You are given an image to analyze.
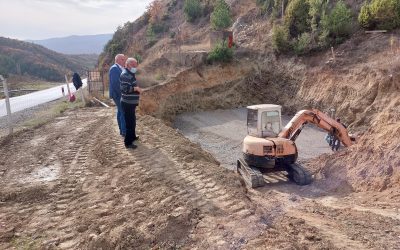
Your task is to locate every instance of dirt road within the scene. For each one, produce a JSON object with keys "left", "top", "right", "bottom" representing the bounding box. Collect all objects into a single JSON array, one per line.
[
  {"left": 0, "top": 107, "right": 399, "bottom": 249},
  {"left": 174, "top": 108, "right": 332, "bottom": 170}
]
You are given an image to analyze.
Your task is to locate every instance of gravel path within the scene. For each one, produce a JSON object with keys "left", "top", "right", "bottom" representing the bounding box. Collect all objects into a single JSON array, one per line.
[{"left": 174, "top": 108, "right": 333, "bottom": 170}]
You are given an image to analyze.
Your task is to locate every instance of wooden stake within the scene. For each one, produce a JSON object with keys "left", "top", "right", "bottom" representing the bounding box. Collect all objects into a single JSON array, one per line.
[
  {"left": 65, "top": 75, "right": 71, "bottom": 98},
  {"left": 80, "top": 88, "right": 86, "bottom": 106}
]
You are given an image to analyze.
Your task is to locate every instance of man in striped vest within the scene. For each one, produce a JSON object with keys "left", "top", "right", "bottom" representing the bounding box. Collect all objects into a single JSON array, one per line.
[{"left": 120, "top": 57, "right": 143, "bottom": 149}]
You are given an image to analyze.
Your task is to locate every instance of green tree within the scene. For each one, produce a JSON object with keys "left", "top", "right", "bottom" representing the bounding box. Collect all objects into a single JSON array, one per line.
[
  {"left": 207, "top": 41, "right": 233, "bottom": 63},
  {"left": 308, "top": 0, "right": 327, "bottom": 40},
  {"left": 358, "top": 0, "right": 400, "bottom": 30},
  {"left": 184, "top": 0, "right": 203, "bottom": 22},
  {"left": 323, "top": 1, "right": 352, "bottom": 38},
  {"left": 272, "top": 24, "right": 291, "bottom": 53},
  {"left": 211, "top": 0, "right": 232, "bottom": 30},
  {"left": 293, "top": 32, "right": 311, "bottom": 55},
  {"left": 284, "top": 0, "right": 311, "bottom": 37},
  {"left": 358, "top": 3, "right": 372, "bottom": 29},
  {"left": 257, "top": 0, "right": 275, "bottom": 15}
]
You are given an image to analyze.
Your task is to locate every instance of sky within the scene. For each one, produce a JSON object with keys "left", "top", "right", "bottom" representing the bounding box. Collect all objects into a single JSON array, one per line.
[{"left": 0, "top": 0, "right": 153, "bottom": 40}]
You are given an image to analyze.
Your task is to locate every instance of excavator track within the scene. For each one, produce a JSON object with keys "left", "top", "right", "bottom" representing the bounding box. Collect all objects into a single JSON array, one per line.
[
  {"left": 286, "top": 163, "right": 312, "bottom": 186},
  {"left": 237, "top": 158, "right": 265, "bottom": 188}
]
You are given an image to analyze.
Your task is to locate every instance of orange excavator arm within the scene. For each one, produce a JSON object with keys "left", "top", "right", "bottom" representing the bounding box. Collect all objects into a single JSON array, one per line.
[{"left": 278, "top": 109, "right": 354, "bottom": 147}]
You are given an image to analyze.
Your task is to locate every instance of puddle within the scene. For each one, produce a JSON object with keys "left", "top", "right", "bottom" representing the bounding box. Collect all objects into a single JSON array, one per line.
[{"left": 21, "top": 162, "right": 60, "bottom": 183}]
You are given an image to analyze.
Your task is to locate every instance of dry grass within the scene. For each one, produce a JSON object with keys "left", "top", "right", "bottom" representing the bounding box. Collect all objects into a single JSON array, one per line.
[{"left": 22, "top": 100, "right": 84, "bottom": 129}]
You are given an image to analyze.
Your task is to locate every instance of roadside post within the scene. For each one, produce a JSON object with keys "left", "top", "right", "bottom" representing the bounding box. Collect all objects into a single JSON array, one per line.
[
  {"left": 80, "top": 88, "right": 86, "bottom": 106},
  {"left": 65, "top": 75, "right": 75, "bottom": 102},
  {"left": 0, "top": 75, "right": 13, "bottom": 134},
  {"left": 65, "top": 75, "right": 71, "bottom": 99}
]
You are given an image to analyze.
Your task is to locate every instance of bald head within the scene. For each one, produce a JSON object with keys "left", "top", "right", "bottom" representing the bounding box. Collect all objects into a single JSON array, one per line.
[
  {"left": 125, "top": 58, "right": 138, "bottom": 68},
  {"left": 115, "top": 54, "right": 127, "bottom": 67}
]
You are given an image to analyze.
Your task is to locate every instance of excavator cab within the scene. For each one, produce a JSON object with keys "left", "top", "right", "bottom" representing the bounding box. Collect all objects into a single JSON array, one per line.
[{"left": 247, "top": 104, "right": 283, "bottom": 138}]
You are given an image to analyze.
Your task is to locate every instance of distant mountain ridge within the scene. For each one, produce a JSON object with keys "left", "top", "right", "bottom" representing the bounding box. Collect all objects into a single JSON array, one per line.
[
  {"left": 28, "top": 34, "right": 113, "bottom": 55},
  {"left": 0, "top": 36, "right": 95, "bottom": 82}
]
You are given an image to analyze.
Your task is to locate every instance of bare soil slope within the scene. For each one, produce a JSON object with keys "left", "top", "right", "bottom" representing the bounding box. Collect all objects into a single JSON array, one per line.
[{"left": 140, "top": 30, "right": 400, "bottom": 193}]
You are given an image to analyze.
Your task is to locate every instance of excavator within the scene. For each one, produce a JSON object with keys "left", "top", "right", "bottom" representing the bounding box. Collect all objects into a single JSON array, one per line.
[{"left": 237, "top": 104, "right": 356, "bottom": 188}]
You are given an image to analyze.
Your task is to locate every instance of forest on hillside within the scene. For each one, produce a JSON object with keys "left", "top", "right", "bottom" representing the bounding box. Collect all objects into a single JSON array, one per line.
[{"left": 0, "top": 37, "right": 97, "bottom": 82}]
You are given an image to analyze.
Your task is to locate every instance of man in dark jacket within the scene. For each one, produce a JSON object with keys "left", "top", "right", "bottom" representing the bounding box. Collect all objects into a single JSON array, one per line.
[
  {"left": 109, "top": 54, "right": 127, "bottom": 136},
  {"left": 120, "top": 58, "right": 142, "bottom": 149}
]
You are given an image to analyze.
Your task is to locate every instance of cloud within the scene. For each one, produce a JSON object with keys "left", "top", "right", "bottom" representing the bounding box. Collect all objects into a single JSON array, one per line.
[{"left": 0, "top": 0, "right": 153, "bottom": 40}]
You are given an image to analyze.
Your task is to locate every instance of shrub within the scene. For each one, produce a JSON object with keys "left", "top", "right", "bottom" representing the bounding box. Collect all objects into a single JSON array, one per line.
[
  {"left": 308, "top": 0, "right": 326, "bottom": 36},
  {"left": 211, "top": 0, "right": 232, "bottom": 30},
  {"left": 184, "top": 0, "right": 203, "bottom": 22},
  {"left": 147, "top": 0, "right": 164, "bottom": 24},
  {"left": 358, "top": 0, "right": 400, "bottom": 30},
  {"left": 147, "top": 24, "right": 156, "bottom": 40},
  {"left": 155, "top": 73, "right": 166, "bottom": 81},
  {"left": 207, "top": 41, "right": 233, "bottom": 63},
  {"left": 358, "top": 3, "right": 372, "bottom": 28},
  {"left": 272, "top": 24, "right": 291, "bottom": 53},
  {"left": 318, "top": 28, "right": 331, "bottom": 48},
  {"left": 152, "top": 23, "right": 168, "bottom": 33},
  {"left": 322, "top": 1, "right": 352, "bottom": 38},
  {"left": 257, "top": 0, "right": 275, "bottom": 14},
  {"left": 134, "top": 54, "right": 143, "bottom": 64},
  {"left": 293, "top": 32, "right": 311, "bottom": 55},
  {"left": 284, "top": 0, "right": 310, "bottom": 37}
]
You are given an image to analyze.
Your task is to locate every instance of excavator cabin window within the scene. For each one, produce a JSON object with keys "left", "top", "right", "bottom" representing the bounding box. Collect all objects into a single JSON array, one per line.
[
  {"left": 247, "top": 109, "right": 258, "bottom": 136},
  {"left": 261, "top": 111, "right": 281, "bottom": 138}
]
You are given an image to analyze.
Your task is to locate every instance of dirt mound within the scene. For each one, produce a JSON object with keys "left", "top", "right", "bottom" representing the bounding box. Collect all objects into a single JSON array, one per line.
[
  {"left": 312, "top": 119, "right": 400, "bottom": 192},
  {"left": 299, "top": 33, "right": 400, "bottom": 192}
]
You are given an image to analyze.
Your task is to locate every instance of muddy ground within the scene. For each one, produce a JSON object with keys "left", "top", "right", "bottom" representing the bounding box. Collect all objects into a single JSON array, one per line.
[{"left": 0, "top": 107, "right": 399, "bottom": 249}]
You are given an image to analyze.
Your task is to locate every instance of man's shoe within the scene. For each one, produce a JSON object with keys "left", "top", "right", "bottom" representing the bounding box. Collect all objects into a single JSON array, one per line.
[{"left": 125, "top": 144, "right": 137, "bottom": 149}]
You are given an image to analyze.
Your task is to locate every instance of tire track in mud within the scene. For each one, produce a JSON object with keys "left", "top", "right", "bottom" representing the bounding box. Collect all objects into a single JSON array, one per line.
[
  {"left": 2, "top": 108, "right": 398, "bottom": 249},
  {"left": 45, "top": 113, "right": 109, "bottom": 249},
  {"left": 82, "top": 115, "right": 265, "bottom": 248},
  {"left": 289, "top": 202, "right": 400, "bottom": 249},
  {"left": 0, "top": 109, "right": 110, "bottom": 249},
  {"left": 248, "top": 187, "right": 400, "bottom": 249}
]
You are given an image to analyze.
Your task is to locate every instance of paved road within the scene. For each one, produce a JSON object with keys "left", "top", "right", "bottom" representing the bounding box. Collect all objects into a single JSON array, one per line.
[
  {"left": 0, "top": 79, "right": 87, "bottom": 117},
  {"left": 174, "top": 108, "right": 332, "bottom": 170}
]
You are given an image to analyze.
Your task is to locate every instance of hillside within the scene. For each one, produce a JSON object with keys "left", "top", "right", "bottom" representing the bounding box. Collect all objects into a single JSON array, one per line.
[
  {"left": 28, "top": 34, "right": 113, "bottom": 55},
  {"left": 99, "top": 0, "right": 399, "bottom": 192},
  {"left": 1, "top": 1, "right": 400, "bottom": 248},
  {"left": 0, "top": 37, "right": 93, "bottom": 82}
]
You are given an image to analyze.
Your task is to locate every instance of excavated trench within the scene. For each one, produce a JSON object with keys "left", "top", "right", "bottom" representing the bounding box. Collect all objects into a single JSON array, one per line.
[
  {"left": 150, "top": 63, "right": 334, "bottom": 172},
  {"left": 174, "top": 108, "right": 332, "bottom": 171}
]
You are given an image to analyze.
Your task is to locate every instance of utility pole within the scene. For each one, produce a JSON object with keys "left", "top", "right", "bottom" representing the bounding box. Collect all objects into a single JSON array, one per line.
[{"left": 0, "top": 75, "right": 13, "bottom": 134}]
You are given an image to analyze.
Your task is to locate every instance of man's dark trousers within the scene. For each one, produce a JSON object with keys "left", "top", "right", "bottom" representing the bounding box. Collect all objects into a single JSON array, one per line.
[
  {"left": 113, "top": 97, "right": 126, "bottom": 136},
  {"left": 121, "top": 102, "right": 137, "bottom": 147}
]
